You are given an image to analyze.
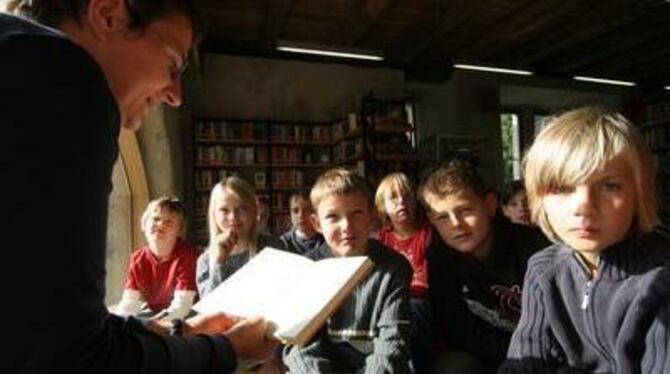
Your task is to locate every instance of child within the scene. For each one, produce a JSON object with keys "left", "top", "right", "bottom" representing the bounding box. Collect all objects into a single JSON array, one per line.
[
  {"left": 501, "top": 180, "right": 531, "bottom": 226},
  {"left": 280, "top": 190, "right": 325, "bottom": 255},
  {"left": 196, "top": 176, "right": 284, "bottom": 297},
  {"left": 419, "top": 160, "right": 549, "bottom": 373},
  {"left": 375, "top": 172, "right": 434, "bottom": 373},
  {"left": 283, "top": 168, "right": 413, "bottom": 373},
  {"left": 255, "top": 195, "right": 272, "bottom": 236},
  {"left": 500, "top": 107, "right": 670, "bottom": 373},
  {"left": 114, "top": 197, "right": 199, "bottom": 320}
]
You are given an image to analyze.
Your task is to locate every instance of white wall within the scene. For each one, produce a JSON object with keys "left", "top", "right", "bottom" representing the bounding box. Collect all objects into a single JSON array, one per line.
[
  {"left": 193, "top": 55, "right": 405, "bottom": 120},
  {"left": 409, "top": 72, "right": 502, "bottom": 186}
]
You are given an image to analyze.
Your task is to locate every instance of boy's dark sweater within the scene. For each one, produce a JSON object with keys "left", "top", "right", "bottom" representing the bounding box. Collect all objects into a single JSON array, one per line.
[
  {"left": 427, "top": 214, "right": 550, "bottom": 366},
  {"left": 501, "top": 231, "right": 670, "bottom": 374},
  {"left": 284, "top": 240, "right": 413, "bottom": 373},
  {"left": 280, "top": 228, "right": 325, "bottom": 255}
]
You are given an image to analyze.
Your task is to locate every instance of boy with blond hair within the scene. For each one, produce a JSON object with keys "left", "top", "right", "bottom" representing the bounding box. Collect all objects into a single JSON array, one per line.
[
  {"left": 114, "top": 197, "right": 198, "bottom": 320},
  {"left": 419, "top": 160, "right": 549, "bottom": 372},
  {"left": 283, "top": 168, "right": 413, "bottom": 373},
  {"left": 501, "top": 107, "right": 670, "bottom": 373}
]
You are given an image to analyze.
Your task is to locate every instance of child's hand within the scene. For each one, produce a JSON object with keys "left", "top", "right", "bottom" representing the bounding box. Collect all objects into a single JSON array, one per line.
[{"left": 213, "top": 229, "right": 238, "bottom": 264}]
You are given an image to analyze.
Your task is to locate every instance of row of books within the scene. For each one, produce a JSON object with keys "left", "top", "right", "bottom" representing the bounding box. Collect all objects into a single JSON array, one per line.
[
  {"left": 197, "top": 121, "right": 264, "bottom": 141},
  {"left": 332, "top": 139, "right": 364, "bottom": 163},
  {"left": 196, "top": 146, "right": 258, "bottom": 165},
  {"left": 196, "top": 145, "right": 333, "bottom": 166},
  {"left": 195, "top": 169, "right": 310, "bottom": 192},
  {"left": 195, "top": 120, "right": 334, "bottom": 142}
]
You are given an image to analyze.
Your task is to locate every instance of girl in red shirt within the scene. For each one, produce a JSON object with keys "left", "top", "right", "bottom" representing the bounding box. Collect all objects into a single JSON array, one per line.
[{"left": 375, "top": 172, "right": 434, "bottom": 373}]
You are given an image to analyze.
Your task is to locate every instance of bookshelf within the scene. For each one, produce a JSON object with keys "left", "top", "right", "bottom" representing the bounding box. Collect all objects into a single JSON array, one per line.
[
  {"left": 193, "top": 118, "right": 333, "bottom": 244},
  {"left": 639, "top": 100, "right": 670, "bottom": 223},
  {"left": 359, "top": 94, "right": 419, "bottom": 186}
]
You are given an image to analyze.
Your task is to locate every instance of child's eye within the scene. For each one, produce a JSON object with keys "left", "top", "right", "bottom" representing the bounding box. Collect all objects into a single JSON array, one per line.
[
  {"left": 600, "top": 180, "right": 622, "bottom": 192},
  {"left": 550, "top": 185, "right": 574, "bottom": 194}
]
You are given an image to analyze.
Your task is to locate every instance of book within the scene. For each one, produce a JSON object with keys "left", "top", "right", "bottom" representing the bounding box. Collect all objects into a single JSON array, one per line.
[{"left": 192, "top": 247, "right": 374, "bottom": 346}]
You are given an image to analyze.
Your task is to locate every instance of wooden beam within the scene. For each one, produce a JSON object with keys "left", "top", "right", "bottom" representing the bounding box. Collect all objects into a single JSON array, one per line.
[
  {"left": 260, "top": 0, "right": 293, "bottom": 53},
  {"left": 392, "top": 0, "right": 476, "bottom": 66},
  {"left": 467, "top": 0, "right": 567, "bottom": 61},
  {"left": 562, "top": 28, "right": 670, "bottom": 75},
  {"left": 347, "top": 0, "right": 396, "bottom": 43},
  {"left": 518, "top": 1, "right": 649, "bottom": 66},
  {"left": 616, "top": 50, "right": 670, "bottom": 83}
]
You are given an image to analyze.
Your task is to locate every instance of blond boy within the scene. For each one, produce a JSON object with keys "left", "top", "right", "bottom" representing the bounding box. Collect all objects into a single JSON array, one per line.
[
  {"left": 501, "top": 107, "right": 670, "bottom": 373},
  {"left": 283, "top": 168, "right": 413, "bottom": 373},
  {"left": 114, "top": 197, "right": 199, "bottom": 320}
]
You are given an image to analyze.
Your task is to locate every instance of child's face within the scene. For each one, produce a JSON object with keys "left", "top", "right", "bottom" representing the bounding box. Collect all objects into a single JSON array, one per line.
[
  {"left": 503, "top": 190, "right": 531, "bottom": 225},
  {"left": 290, "top": 197, "right": 316, "bottom": 234},
  {"left": 383, "top": 184, "right": 416, "bottom": 226},
  {"left": 314, "top": 192, "right": 374, "bottom": 257},
  {"left": 426, "top": 188, "right": 497, "bottom": 260},
  {"left": 214, "top": 190, "right": 255, "bottom": 238},
  {"left": 542, "top": 154, "right": 636, "bottom": 256},
  {"left": 143, "top": 208, "right": 182, "bottom": 246}
]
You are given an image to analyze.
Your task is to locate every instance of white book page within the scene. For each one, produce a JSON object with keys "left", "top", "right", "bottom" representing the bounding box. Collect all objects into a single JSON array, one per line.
[
  {"left": 272, "top": 256, "right": 369, "bottom": 337},
  {"left": 192, "top": 247, "right": 314, "bottom": 318}
]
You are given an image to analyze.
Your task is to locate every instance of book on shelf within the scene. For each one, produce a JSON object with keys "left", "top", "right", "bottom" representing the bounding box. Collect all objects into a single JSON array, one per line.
[
  {"left": 254, "top": 172, "right": 267, "bottom": 189},
  {"left": 192, "top": 247, "right": 374, "bottom": 346}
]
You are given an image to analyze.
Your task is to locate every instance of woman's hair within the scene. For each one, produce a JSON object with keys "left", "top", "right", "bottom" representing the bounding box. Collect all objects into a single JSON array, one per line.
[
  {"left": 375, "top": 172, "right": 418, "bottom": 227},
  {"left": 141, "top": 196, "right": 186, "bottom": 238},
  {"left": 7, "top": 0, "right": 201, "bottom": 41},
  {"left": 207, "top": 176, "right": 258, "bottom": 253},
  {"left": 310, "top": 168, "right": 373, "bottom": 211},
  {"left": 524, "top": 106, "right": 659, "bottom": 243}
]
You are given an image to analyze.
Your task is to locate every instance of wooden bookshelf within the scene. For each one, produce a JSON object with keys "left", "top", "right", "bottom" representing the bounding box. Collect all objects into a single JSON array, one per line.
[
  {"left": 639, "top": 100, "right": 670, "bottom": 223},
  {"left": 192, "top": 118, "right": 333, "bottom": 244}
]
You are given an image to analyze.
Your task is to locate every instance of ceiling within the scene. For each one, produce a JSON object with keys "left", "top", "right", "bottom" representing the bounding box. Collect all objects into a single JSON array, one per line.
[{"left": 195, "top": 0, "right": 670, "bottom": 87}]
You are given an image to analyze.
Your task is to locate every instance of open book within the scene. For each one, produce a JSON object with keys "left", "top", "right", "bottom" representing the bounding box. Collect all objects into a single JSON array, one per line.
[{"left": 192, "top": 247, "right": 374, "bottom": 346}]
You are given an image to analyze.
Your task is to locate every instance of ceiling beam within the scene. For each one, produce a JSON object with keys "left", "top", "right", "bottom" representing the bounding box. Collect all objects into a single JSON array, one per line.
[
  {"left": 615, "top": 49, "right": 670, "bottom": 83},
  {"left": 392, "top": 0, "right": 477, "bottom": 66},
  {"left": 552, "top": 13, "right": 670, "bottom": 73},
  {"left": 348, "top": 0, "right": 396, "bottom": 44},
  {"left": 466, "top": 0, "right": 567, "bottom": 61},
  {"left": 568, "top": 35, "right": 670, "bottom": 78},
  {"left": 594, "top": 37, "right": 670, "bottom": 76},
  {"left": 260, "top": 0, "right": 293, "bottom": 53},
  {"left": 518, "top": 1, "right": 650, "bottom": 67}
]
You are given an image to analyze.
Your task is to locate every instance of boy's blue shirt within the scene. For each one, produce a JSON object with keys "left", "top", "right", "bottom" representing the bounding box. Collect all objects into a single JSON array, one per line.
[{"left": 501, "top": 230, "right": 670, "bottom": 373}]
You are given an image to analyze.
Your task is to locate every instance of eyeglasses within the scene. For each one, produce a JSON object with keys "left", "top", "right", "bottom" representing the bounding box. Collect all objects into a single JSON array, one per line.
[{"left": 151, "top": 27, "right": 189, "bottom": 82}]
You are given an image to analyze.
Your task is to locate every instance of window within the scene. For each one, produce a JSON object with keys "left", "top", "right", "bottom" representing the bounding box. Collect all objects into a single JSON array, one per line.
[{"left": 500, "top": 113, "right": 521, "bottom": 183}]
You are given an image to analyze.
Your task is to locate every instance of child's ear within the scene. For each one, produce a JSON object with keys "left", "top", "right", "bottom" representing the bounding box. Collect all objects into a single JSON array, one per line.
[
  {"left": 85, "top": 0, "right": 128, "bottom": 40},
  {"left": 484, "top": 192, "right": 498, "bottom": 218},
  {"left": 310, "top": 213, "right": 322, "bottom": 234}
]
